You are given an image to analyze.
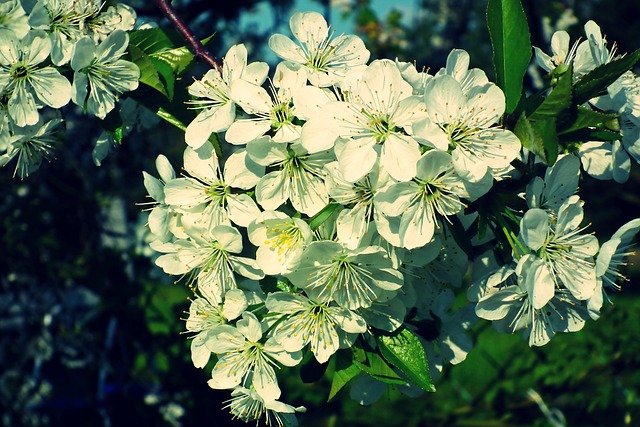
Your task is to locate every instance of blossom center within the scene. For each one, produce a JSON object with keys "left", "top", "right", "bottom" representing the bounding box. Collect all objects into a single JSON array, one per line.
[
  {"left": 365, "top": 112, "right": 395, "bottom": 143},
  {"left": 264, "top": 221, "right": 303, "bottom": 256},
  {"left": 270, "top": 102, "right": 294, "bottom": 130},
  {"left": 205, "top": 181, "right": 230, "bottom": 205},
  {"left": 444, "top": 121, "right": 475, "bottom": 149},
  {"left": 10, "top": 63, "right": 29, "bottom": 79}
]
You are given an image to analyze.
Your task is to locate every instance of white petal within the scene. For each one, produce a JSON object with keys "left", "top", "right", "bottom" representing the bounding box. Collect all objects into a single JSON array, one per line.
[
  {"left": 294, "top": 86, "right": 337, "bottom": 120},
  {"left": 335, "top": 138, "right": 377, "bottom": 183},
  {"left": 412, "top": 117, "right": 450, "bottom": 151},
  {"left": 230, "top": 79, "right": 272, "bottom": 114},
  {"left": 425, "top": 74, "right": 466, "bottom": 124},
  {"left": 211, "top": 225, "right": 243, "bottom": 253},
  {"left": 30, "top": 68, "right": 71, "bottom": 108},
  {"left": 231, "top": 255, "right": 265, "bottom": 280},
  {"left": 222, "top": 44, "right": 248, "bottom": 83},
  {"left": 227, "top": 194, "right": 261, "bottom": 227},
  {"left": 300, "top": 116, "right": 338, "bottom": 152},
  {"left": 399, "top": 202, "right": 435, "bottom": 249},
  {"left": 191, "top": 333, "right": 212, "bottom": 368},
  {"left": 256, "top": 171, "right": 287, "bottom": 210},
  {"left": 225, "top": 118, "right": 271, "bottom": 145},
  {"left": 185, "top": 103, "right": 235, "bottom": 148},
  {"left": 224, "top": 149, "right": 264, "bottom": 189},
  {"left": 246, "top": 136, "right": 288, "bottom": 166},
  {"left": 380, "top": 134, "right": 420, "bottom": 181},
  {"left": 209, "top": 355, "right": 243, "bottom": 389},
  {"left": 520, "top": 209, "right": 549, "bottom": 251},
  {"left": 290, "top": 11, "right": 328, "bottom": 46}
]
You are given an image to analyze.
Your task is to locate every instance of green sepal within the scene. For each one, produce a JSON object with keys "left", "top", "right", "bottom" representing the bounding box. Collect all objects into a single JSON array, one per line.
[
  {"left": 376, "top": 326, "right": 436, "bottom": 393},
  {"left": 100, "top": 109, "right": 124, "bottom": 144},
  {"left": 308, "top": 203, "right": 341, "bottom": 230}
]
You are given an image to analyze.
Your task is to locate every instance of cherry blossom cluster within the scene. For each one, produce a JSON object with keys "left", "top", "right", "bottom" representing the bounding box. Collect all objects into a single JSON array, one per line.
[
  {"left": 142, "top": 12, "right": 640, "bottom": 426},
  {"left": 0, "top": 0, "right": 140, "bottom": 177},
  {"left": 535, "top": 21, "right": 640, "bottom": 182}
]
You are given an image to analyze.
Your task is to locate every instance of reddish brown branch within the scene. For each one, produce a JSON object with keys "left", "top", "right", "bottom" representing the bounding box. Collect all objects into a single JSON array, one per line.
[{"left": 154, "top": 0, "right": 221, "bottom": 71}]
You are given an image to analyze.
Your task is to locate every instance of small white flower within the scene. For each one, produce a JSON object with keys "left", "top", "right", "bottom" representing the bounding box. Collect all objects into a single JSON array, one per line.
[
  {"left": 185, "top": 44, "right": 268, "bottom": 149},
  {"left": 247, "top": 211, "right": 313, "bottom": 275},
  {"left": 89, "top": 4, "right": 137, "bottom": 42},
  {"left": 302, "top": 59, "right": 427, "bottom": 182},
  {"left": 412, "top": 74, "right": 521, "bottom": 182},
  {"left": 205, "top": 312, "right": 302, "bottom": 401},
  {"left": 266, "top": 292, "right": 367, "bottom": 363},
  {"left": 268, "top": 11, "right": 369, "bottom": 87},
  {"left": 374, "top": 150, "right": 476, "bottom": 249},
  {"left": 476, "top": 255, "right": 589, "bottom": 346},
  {"left": 412, "top": 288, "right": 475, "bottom": 367},
  {"left": 0, "top": 117, "right": 61, "bottom": 179},
  {"left": 227, "top": 61, "right": 307, "bottom": 144},
  {"left": 155, "top": 225, "right": 264, "bottom": 304},
  {"left": 324, "top": 160, "right": 395, "bottom": 249},
  {"left": 28, "top": 0, "right": 104, "bottom": 66},
  {"left": 247, "top": 138, "right": 331, "bottom": 216},
  {"left": 186, "top": 288, "right": 248, "bottom": 368},
  {"left": 0, "top": 29, "right": 71, "bottom": 126},
  {"left": 534, "top": 30, "right": 593, "bottom": 77},
  {"left": 141, "top": 154, "right": 187, "bottom": 244},
  {"left": 71, "top": 30, "right": 140, "bottom": 119},
  {"left": 525, "top": 154, "right": 581, "bottom": 212},
  {"left": 224, "top": 386, "right": 306, "bottom": 427},
  {"left": 588, "top": 218, "right": 640, "bottom": 319},
  {"left": 519, "top": 196, "right": 599, "bottom": 300},
  {"left": 286, "top": 241, "right": 404, "bottom": 310},
  {"left": 164, "top": 144, "right": 263, "bottom": 228}
]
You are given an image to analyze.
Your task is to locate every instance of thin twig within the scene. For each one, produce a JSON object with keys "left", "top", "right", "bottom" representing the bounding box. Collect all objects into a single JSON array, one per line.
[{"left": 154, "top": 0, "right": 221, "bottom": 71}]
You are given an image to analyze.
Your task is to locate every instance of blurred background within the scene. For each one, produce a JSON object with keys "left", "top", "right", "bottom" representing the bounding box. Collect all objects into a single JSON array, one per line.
[{"left": 2, "top": 0, "right": 640, "bottom": 426}]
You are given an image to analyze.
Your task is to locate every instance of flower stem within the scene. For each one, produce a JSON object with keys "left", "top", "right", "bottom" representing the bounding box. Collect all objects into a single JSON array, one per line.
[{"left": 154, "top": 0, "right": 221, "bottom": 72}]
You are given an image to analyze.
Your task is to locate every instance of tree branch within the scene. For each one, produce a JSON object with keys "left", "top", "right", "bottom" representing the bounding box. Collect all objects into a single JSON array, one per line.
[{"left": 154, "top": 0, "right": 221, "bottom": 71}]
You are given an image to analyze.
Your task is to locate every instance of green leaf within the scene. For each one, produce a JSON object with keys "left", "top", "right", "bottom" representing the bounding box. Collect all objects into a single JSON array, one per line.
[
  {"left": 559, "top": 128, "right": 620, "bottom": 144},
  {"left": 328, "top": 351, "right": 361, "bottom": 401},
  {"left": 352, "top": 344, "right": 407, "bottom": 385},
  {"left": 151, "top": 34, "right": 215, "bottom": 76},
  {"left": 486, "top": 0, "right": 532, "bottom": 113},
  {"left": 377, "top": 326, "right": 435, "bottom": 392},
  {"left": 559, "top": 105, "right": 619, "bottom": 135},
  {"left": 529, "top": 65, "right": 573, "bottom": 122},
  {"left": 149, "top": 56, "right": 175, "bottom": 100},
  {"left": 129, "top": 28, "right": 184, "bottom": 55},
  {"left": 308, "top": 203, "right": 341, "bottom": 230},
  {"left": 574, "top": 49, "right": 640, "bottom": 105},
  {"left": 128, "top": 44, "right": 168, "bottom": 97},
  {"left": 514, "top": 114, "right": 558, "bottom": 166}
]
